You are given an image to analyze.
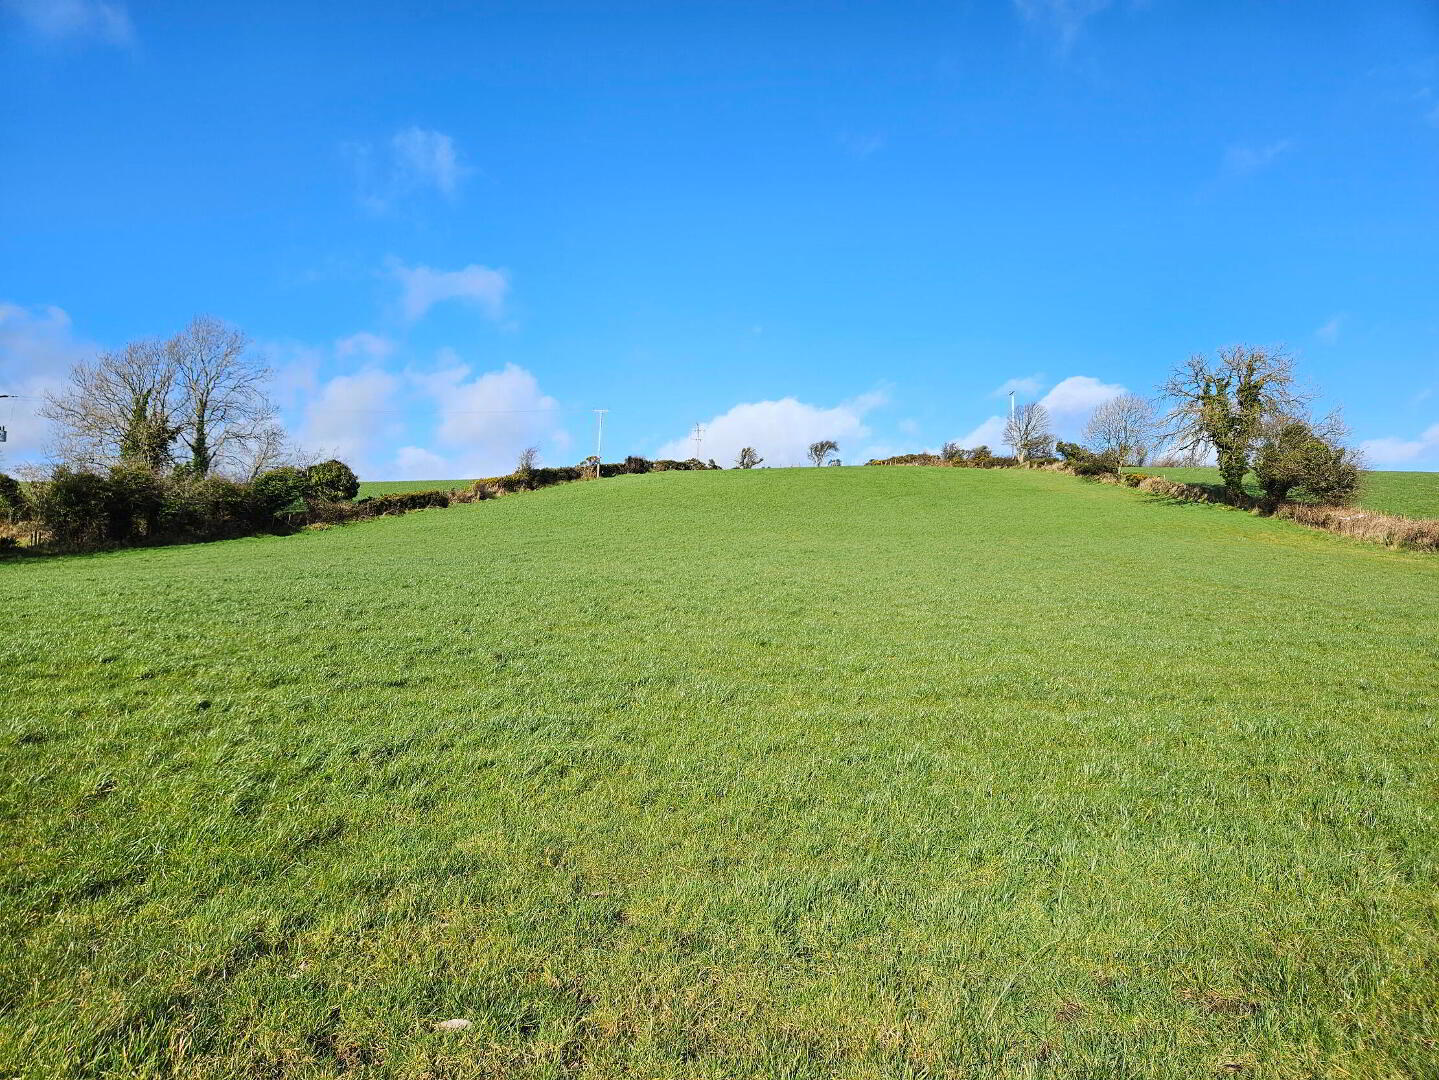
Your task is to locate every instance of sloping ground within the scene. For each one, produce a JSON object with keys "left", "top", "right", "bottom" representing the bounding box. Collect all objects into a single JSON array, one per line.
[
  {"left": 3, "top": 467, "right": 1437, "bottom": 1079},
  {"left": 1136, "top": 466, "right": 1439, "bottom": 519}
]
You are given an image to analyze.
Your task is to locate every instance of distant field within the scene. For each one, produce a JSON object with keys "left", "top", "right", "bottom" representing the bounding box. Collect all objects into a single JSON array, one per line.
[
  {"left": 1134, "top": 466, "right": 1439, "bottom": 519},
  {"left": 357, "top": 478, "right": 475, "bottom": 497},
  {"left": 4, "top": 468, "right": 1437, "bottom": 1078}
]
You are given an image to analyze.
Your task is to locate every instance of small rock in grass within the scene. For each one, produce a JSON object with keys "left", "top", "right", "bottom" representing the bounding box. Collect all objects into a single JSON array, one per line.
[{"left": 434, "top": 1018, "right": 473, "bottom": 1032}]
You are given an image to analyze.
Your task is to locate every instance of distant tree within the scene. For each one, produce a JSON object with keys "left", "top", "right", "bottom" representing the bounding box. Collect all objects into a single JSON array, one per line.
[
  {"left": 623, "top": 455, "right": 652, "bottom": 474},
  {"left": 940, "top": 441, "right": 962, "bottom": 462},
  {"left": 1161, "top": 346, "right": 1308, "bottom": 498},
  {"left": 1003, "top": 403, "right": 1054, "bottom": 463},
  {"left": 1083, "top": 394, "right": 1158, "bottom": 468},
  {"left": 807, "top": 439, "right": 839, "bottom": 467},
  {"left": 736, "top": 447, "right": 763, "bottom": 469},
  {"left": 516, "top": 446, "right": 539, "bottom": 477},
  {"left": 1252, "top": 416, "right": 1361, "bottom": 506},
  {"left": 827, "top": 458, "right": 842, "bottom": 466}
]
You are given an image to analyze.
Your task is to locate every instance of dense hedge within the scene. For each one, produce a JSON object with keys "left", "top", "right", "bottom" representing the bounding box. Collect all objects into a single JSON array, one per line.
[{"left": 865, "top": 449, "right": 1020, "bottom": 468}]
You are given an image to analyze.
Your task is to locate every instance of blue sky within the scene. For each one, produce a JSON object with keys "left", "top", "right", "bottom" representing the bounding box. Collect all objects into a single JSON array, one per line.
[{"left": 2, "top": 0, "right": 1436, "bottom": 475}]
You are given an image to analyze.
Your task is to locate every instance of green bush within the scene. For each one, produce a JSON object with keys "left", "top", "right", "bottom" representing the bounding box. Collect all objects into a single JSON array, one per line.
[
  {"left": 249, "top": 467, "right": 308, "bottom": 517},
  {"left": 160, "top": 474, "right": 255, "bottom": 538},
  {"left": 1253, "top": 421, "right": 1361, "bottom": 506},
  {"left": 30, "top": 468, "right": 113, "bottom": 547},
  {"left": 0, "top": 474, "right": 27, "bottom": 524},
  {"left": 623, "top": 456, "right": 652, "bottom": 474},
  {"left": 305, "top": 459, "right": 360, "bottom": 503}
]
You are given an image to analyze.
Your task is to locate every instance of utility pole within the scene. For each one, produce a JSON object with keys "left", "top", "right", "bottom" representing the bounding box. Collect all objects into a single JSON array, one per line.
[
  {"left": 593, "top": 409, "right": 607, "bottom": 479},
  {"left": 1008, "top": 390, "right": 1015, "bottom": 423},
  {"left": 691, "top": 423, "right": 704, "bottom": 460}
]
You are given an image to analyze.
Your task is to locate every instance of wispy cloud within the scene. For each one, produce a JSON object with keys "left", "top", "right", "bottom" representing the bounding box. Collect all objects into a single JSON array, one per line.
[
  {"left": 335, "top": 332, "right": 396, "bottom": 360},
  {"left": 657, "top": 392, "right": 886, "bottom": 467},
  {"left": 1314, "top": 315, "right": 1343, "bottom": 345},
  {"left": 1222, "top": 139, "right": 1294, "bottom": 177},
  {"left": 1012, "top": 0, "right": 1113, "bottom": 51},
  {"left": 388, "top": 260, "right": 510, "bottom": 323},
  {"left": 3, "top": 0, "right": 134, "bottom": 46},
  {"left": 348, "top": 127, "right": 470, "bottom": 213},
  {"left": 838, "top": 131, "right": 886, "bottom": 157},
  {"left": 1360, "top": 423, "right": 1439, "bottom": 467}
]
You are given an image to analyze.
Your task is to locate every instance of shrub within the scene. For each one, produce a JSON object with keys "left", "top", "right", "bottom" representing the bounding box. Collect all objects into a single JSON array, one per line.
[
  {"left": 1056, "top": 441, "right": 1120, "bottom": 476},
  {"left": 0, "top": 474, "right": 28, "bottom": 523},
  {"left": 30, "top": 468, "right": 113, "bottom": 547},
  {"left": 105, "top": 464, "right": 165, "bottom": 539},
  {"left": 305, "top": 459, "right": 360, "bottom": 503},
  {"left": 624, "top": 455, "right": 653, "bottom": 474},
  {"left": 1253, "top": 421, "right": 1361, "bottom": 507},
  {"left": 161, "top": 473, "right": 255, "bottom": 538},
  {"left": 249, "top": 467, "right": 308, "bottom": 518}
]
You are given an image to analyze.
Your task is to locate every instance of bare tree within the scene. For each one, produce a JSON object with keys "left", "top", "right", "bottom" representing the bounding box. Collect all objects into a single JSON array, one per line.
[
  {"left": 41, "top": 340, "right": 180, "bottom": 469},
  {"left": 1003, "top": 403, "right": 1054, "bottom": 463},
  {"left": 516, "top": 446, "right": 539, "bottom": 475},
  {"left": 940, "top": 441, "right": 962, "bottom": 462},
  {"left": 1083, "top": 394, "right": 1158, "bottom": 468},
  {"left": 41, "top": 316, "right": 281, "bottom": 475},
  {"left": 168, "top": 316, "right": 277, "bottom": 475},
  {"left": 807, "top": 439, "right": 838, "bottom": 466},
  {"left": 1160, "top": 345, "right": 1308, "bottom": 496},
  {"left": 735, "top": 447, "right": 763, "bottom": 469}
]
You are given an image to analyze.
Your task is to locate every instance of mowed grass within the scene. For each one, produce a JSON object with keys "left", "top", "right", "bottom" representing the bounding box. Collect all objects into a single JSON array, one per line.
[
  {"left": 1134, "top": 467, "right": 1439, "bottom": 519},
  {"left": 3, "top": 468, "right": 1437, "bottom": 1079}
]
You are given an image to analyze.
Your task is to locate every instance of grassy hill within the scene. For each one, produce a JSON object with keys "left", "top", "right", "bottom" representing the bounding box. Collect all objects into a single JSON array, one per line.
[
  {"left": 358, "top": 478, "right": 477, "bottom": 497},
  {"left": 4, "top": 468, "right": 1437, "bottom": 1078},
  {"left": 1133, "top": 467, "right": 1439, "bottom": 519}
]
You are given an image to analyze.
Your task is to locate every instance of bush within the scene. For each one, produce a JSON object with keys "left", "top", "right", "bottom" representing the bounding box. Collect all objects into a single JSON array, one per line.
[
  {"left": 161, "top": 473, "right": 255, "bottom": 538},
  {"left": 105, "top": 465, "right": 165, "bottom": 539},
  {"left": 30, "top": 468, "right": 112, "bottom": 547},
  {"left": 0, "top": 474, "right": 28, "bottom": 523},
  {"left": 305, "top": 459, "right": 360, "bottom": 503},
  {"left": 1056, "top": 441, "right": 1120, "bottom": 476},
  {"left": 623, "top": 455, "right": 652, "bottom": 474},
  {"left": 1253, "top": 421, "right": 1361, "bottom": 506},
  {"left": 249, "top": 467, "right": 308, "bottom": 517}
]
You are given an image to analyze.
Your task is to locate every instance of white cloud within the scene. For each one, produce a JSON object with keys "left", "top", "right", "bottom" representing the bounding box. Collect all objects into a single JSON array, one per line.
[
  {"left": 335, "top": 331, "right": 395, "bottom": 360},
  {"left": 957, "top": 415, "right": 1007, "bottom": 451},
  {"left": 4, "top": 0, "right": 134, "bottom": 46},
  {"left": 657, "top": 393, "right": 885, "bottom": 467},
  {"left": 0, "top": 302, "right": 97, "bottom": 468},
  {"left": 1360, "top": 424, "right": 1439, "bottom": 467},
  {"left": 390, "top": 260, "right": 509, "bottom": 322},
  {"left": 1222, "top": 139, "right": 1294, "bottom": 177},
  {"left": 391, "top": 127, "right": 466, "bottom": 196},
  {"left": 1012, "top": 0, "right": 1112, "bottom": 50},
  {"left": 410, "top": 360, "right": 568, "bottom": 478},
  {"left": 898, "top": 418, "right": 920, "bottom": 436},
  {"left": 348, "top": 127, "right": 469, "bottom": 212},
  {"left": 1314, "top": 315, "right": 1343, "bottom": 344},
  {"left": 992, "top": 374, "right": 1045, "bottom": 398},
  {"left": 1038, "top": 374, "right": 1127, "bottom": 415},
  {"left": 296, "top": 369, "right": 403, "bottom": 471},
  {"left": 393, "top": 445, "right": 451, "bottom": 479}
]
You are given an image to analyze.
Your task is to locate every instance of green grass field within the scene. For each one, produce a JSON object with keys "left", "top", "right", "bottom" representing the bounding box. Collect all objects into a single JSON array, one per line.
[
  {"left": 1132, "top": 467, "right": 1439, "bottom": 519},
  {"left": 358, "top": 478, "right": 477, "bottom": 497},
  {"left": 4, "top": 468, "right": 1437, "bottom": 1079}
]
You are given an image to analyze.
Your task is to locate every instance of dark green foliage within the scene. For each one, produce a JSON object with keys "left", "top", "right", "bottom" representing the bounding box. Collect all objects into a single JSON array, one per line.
[
  {"left": 249, "top": 467, "right": 308, "bottom": 517},
  {"left": 651, "top": 458, "right": 720, "bottom": 471},
  {"left": 117, "top": 389, "right": 182, "bottom": 470},
  {"left": 1057, "top": 441, "right": 1121, "bottom": 476},
  {"left": 160, "top": 474, "right": 256, "bottom": 538},
  {"left": 105, "top": 465, "right": 165, "bottom": 539},
  {"left": 304, "top": 459, "right": 360, "bottom": 503},
  {"left": 30, "top": 468, "right": 113, "bottom": 546},
  {"left": 1254, "top": 421, "right": 1362, "bottom": 507},
  {"left": 0, "top": 474, "right": 26, "bottom": 523},
  {"left": 623, "top": 455, "right": 653, "bottom": 474}
]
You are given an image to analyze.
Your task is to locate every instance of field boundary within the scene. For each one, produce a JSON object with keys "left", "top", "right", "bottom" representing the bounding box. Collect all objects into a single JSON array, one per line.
[{"left": 1076, "top": 468, "right": 1439, "bottom": 552}]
